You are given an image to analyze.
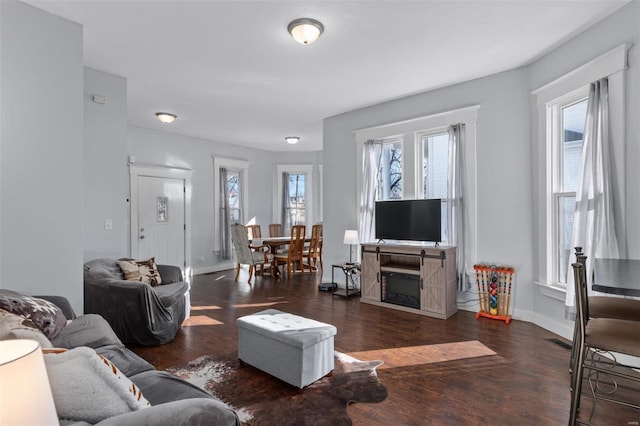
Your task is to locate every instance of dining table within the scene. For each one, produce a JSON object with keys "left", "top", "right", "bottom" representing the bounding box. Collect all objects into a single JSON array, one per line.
[
  {"left": 251, "top": 236, "right": 293, "bottom": 252},
  {"left": 251, "top": 236, "right": 322, "bottom": 277},
  {"left": 593, "top": 258, "right": 640, "bottom": 297}
]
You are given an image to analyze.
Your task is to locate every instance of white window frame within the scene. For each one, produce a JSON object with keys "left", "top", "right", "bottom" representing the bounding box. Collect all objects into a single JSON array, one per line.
[
  {"left": 275, "top": 164, "right": 314, "bottom": 230},
  {"left": 548, "top": 89, "right": 589, "bottom": 287},
  {"left": 354, "top": 105, "right": 479, "bottom": 270},
  {"left": 416, "top": 126, "right": 451, "bottom": 242},
  {"left": 533, "top": 43, "right": 628, "bottom": 297},
  {"left": 213, "top": 156, "right": 249, "bottom": 253}
]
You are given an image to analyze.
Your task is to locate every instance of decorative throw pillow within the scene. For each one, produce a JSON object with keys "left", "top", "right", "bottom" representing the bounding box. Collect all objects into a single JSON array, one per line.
[
  {"left": 43, "top": 347, "right": 150, "bottom": 423},
  {"left": 0, "top": 308, "right": 53, "bottom": 348},
  {"left": 0, "top": 290, "right": 67, "bottom": 339},
  {"left": 117, "top": 257, "right": 162, "bottom": 286}
]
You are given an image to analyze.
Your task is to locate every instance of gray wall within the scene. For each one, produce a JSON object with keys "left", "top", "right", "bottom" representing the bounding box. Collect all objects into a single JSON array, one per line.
[
  {"left": 84, "top": 68, "right": 129, "bottom": 261},
  {"left": 0, "top": 1, "right": 84, "bottom": 312}
]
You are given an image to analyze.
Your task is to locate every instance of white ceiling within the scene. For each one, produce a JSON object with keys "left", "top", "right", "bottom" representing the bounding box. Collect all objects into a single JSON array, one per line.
[{"left": 26, "top": 0, "right": 629, "bottom": 152}]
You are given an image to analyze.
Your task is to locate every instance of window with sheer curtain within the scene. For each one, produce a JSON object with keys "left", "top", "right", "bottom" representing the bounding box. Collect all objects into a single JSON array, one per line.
[
  {"left": 213, "top": 157, "right": 249, "bottom": 259},
  {"left": 533, "top": 43, "right": 628, "bottom": 296},
  {"left": 356, "top": 105, "right": 479, "bottom": 276},
  {"left": 276, "top": 164, "right": 314, "bottom": 231},
  {"left": 550, "top": 93, "right": 588, "bottom": 285}
]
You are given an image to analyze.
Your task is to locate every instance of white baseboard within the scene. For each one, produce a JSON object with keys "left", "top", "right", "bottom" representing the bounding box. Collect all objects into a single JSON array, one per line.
[
  {"left": 192, "top": 263, "right": 234, "bottom": 276},
  {"left": 531, "top": 312, "right": 574, "bottom": 340}
]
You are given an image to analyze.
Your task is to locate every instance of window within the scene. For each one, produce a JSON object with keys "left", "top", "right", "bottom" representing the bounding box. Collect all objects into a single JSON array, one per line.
[
  {"left": 276, "top": 164, "right": 314, "bottom": 230},
  {"left": 377, "top": 139, "right": 402, "bottom": 200},
  {"left": 286, "top": 173, "right": 306, "bottom": 226},
  {"left": 419, "top": 130, "right": 449, "bottom": 242},
  {"left": 355, "top": 105, "right": 478, "bottom": 265},
  {"left": 213, "top": 157, "right": 249, "bottom": 257},
  {"left": 533, "top": 43, "right": 627, "bottom": 295},
  {"left": 225, "top": 169, "right": 242, "bottom": 224},
  {"left": 550, "top": 93, "right": 588, "bottom": 284}
]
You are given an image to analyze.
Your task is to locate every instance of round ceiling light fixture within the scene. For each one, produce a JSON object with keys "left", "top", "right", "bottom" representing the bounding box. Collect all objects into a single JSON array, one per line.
[
  {"left": 156, "top": 112, "right": 177, "bottom": 124},
  {"left": 287, "top": 18, "right": 324, "bottom": 45},
  {"left": 285, "top": 136, "right": 300, "bottom": 145}
]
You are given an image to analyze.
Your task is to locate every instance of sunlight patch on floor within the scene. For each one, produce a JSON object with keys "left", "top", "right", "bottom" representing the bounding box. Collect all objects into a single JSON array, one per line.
[
  {"left": 190, "top": 305, "right": 223, "bottom": 311},
  {"left": 182, "top": 315, "right": 224, "bottom": 326},
  {"left": 347, "top": 341, "right": 496, "bottom": 370},
  {"left": 232, "top": 301, "right": 288, "bottom": 308}
]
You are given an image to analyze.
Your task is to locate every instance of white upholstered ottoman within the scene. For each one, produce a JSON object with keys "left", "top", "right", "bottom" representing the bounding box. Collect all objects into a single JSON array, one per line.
[{"left": 237, "top": 309, "right": 337, "bottom": 388}]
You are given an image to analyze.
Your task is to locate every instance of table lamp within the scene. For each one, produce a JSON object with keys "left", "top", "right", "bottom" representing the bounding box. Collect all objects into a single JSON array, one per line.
[
  {"left": 0, "top": 339, "right": 58, "bottom": 426},
  {"left": 343, "top": 230, "right": 359, "bottom": 264}
]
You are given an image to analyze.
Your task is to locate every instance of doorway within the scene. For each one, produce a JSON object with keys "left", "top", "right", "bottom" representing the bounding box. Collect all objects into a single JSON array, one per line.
[{"left": 129, "top": 165, "right": 192, "bottom": 275}]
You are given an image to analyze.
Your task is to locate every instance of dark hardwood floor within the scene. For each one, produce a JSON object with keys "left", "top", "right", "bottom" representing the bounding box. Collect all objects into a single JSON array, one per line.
[{"left": 130, "top": 268, "right": 639, "bottom": 425}]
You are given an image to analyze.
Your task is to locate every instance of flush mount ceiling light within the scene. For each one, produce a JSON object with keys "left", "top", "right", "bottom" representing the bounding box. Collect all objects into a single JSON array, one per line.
[
  {"left": 156, "top": 112, "right": 177, "bottom": 124},
  {"left": 287, "top": 18, "right": 324, "bottom": 45},
  {"left": 285, "top": 136, "right": 300, "bottom": 145}
]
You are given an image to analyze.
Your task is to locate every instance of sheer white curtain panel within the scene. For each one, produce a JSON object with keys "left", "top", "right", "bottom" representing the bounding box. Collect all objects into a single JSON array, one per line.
[
  {"left": 281, "top": 172, "right": 291, "bottom": 233},
  {"left": 359, "top": 140, "right": 383, "bottom": 243},
  {"left": 447, "top": 124, "right": 468, "bottom": 291},
  {"left": 564, "top": 77, "right": 619, "bottom": 315}
]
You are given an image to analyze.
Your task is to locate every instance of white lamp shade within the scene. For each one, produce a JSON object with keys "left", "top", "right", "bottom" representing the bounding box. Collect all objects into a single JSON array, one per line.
[
  {"left": 343, "top": 230, "right": 359, "bottom": 245},
  {"left": 0, "top": 340, "right": 58, "bottom": 426}
]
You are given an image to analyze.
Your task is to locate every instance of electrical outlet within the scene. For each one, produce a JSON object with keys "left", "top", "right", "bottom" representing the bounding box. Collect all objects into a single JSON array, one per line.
[{"left": 104, "top": 219, "right": 113, "bottom": 230}]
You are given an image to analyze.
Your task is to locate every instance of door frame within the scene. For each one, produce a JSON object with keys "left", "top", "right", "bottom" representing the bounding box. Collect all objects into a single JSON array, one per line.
[{"left": 129, "top": 164, "right": 192, "bottom": 278}]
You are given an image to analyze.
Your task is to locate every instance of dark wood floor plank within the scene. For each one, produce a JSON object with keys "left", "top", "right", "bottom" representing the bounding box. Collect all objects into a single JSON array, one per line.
[{"left": 129, "top": 269, "right": 639, "bottom": 425}]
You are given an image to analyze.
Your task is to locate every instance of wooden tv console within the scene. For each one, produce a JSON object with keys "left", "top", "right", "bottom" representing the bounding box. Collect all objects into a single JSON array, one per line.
[{"left": 360, "top": 243, "right": 457, "bottom": 319}]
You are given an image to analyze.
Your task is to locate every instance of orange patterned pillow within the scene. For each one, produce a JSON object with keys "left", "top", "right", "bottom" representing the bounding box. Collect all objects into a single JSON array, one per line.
[{"left": 117, "top": 257, "right": 162, "bottom": 286}]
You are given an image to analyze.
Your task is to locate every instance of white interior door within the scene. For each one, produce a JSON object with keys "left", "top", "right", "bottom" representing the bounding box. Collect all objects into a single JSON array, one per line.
[{"left": 136, "top": 175, "right": 185, "bottom": 267}]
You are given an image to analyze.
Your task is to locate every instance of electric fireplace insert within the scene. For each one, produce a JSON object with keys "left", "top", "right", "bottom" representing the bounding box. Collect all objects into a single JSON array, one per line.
[{"left": 380, "top": 271, "right": 420, "bottom": 309}]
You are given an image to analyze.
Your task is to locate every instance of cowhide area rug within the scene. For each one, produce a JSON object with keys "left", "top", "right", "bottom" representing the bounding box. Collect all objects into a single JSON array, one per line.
[{"left": 166, "top": 352, "right": 388, "bottom": 425}]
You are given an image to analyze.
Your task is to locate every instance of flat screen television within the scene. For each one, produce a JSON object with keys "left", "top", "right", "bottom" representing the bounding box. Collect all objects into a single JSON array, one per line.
[{"left": 375, "top": 199, "right": 441, "bottom": 243}]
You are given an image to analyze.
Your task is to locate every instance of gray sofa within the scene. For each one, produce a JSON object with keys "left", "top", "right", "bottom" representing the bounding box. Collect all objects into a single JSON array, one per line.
[
  {"left": 39, "top": 295, "right": 239, "bottom": 426},
  {"left": 84, "top": 258, "right": 188, "bottom": 346}
]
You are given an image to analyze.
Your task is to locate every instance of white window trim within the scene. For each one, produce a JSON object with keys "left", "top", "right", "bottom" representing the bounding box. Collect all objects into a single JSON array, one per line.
[
  {"left": 274, "top": 164, "right": 314, "bottom": 230},
  {"left": 354, "top": 105, "right": 479, "bottom": 270},
  {"left": 213, "top": 156, "right": 249, "bottom": 253},
  {"left": 533, "top": 43, "right": 628, "bottom": 291},
  {"left": 415, "top": 126, "right": 450, "bottom": 199}
]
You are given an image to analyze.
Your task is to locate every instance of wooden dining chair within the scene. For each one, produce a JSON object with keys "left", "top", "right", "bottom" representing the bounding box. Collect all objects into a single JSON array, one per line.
[
  {"left": 569, "top": 255, "right": 640, "bottom": 425},
  {"left": 303, "top": 224, "right": 323, "bottom": 272},
  {"left": 273, "top": 225, "right": 306, "bottom": 277},
  {"left": 246, "top": 224, "right": 262, "bottom": 240},
  {"left": 268, "top": 224, "right": 282, "bottom": 237}
]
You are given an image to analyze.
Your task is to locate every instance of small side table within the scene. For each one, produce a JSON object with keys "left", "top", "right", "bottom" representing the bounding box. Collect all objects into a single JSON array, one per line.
[{"left": 332, "top": 263, "right": 360, "bottom": 298}]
